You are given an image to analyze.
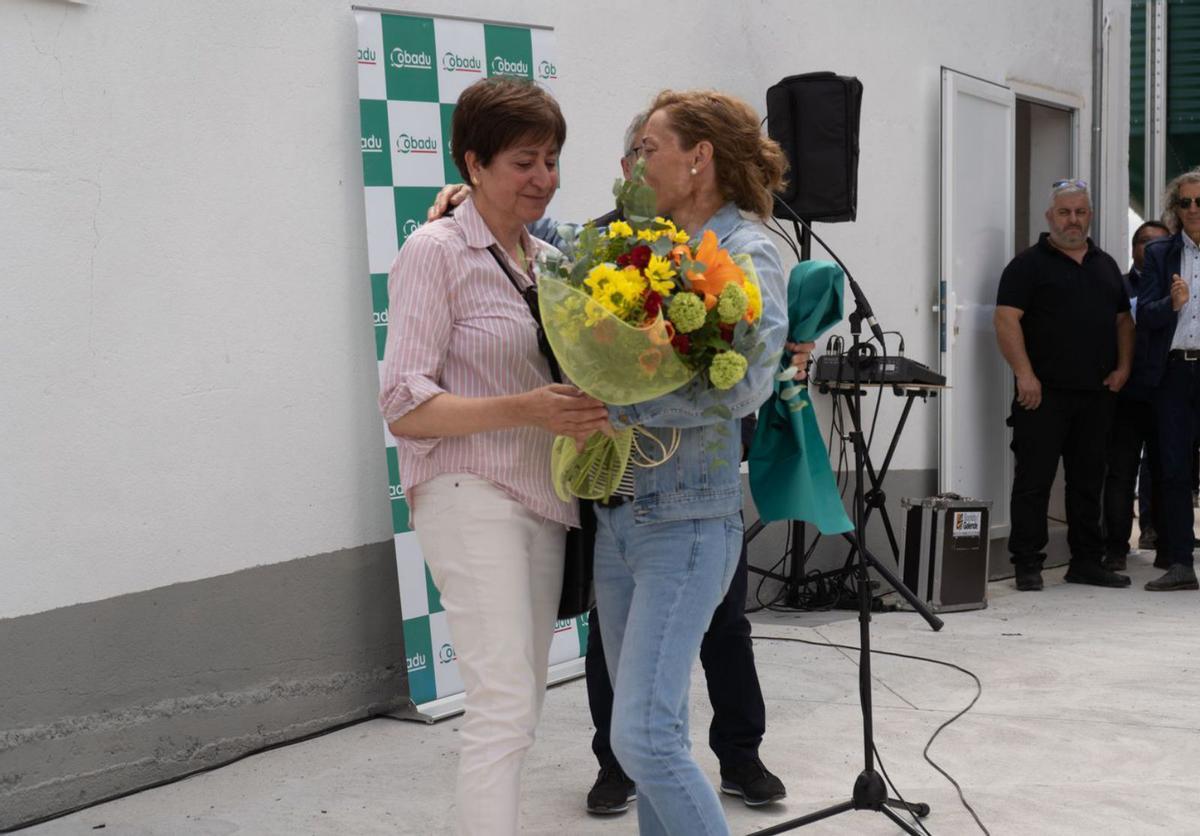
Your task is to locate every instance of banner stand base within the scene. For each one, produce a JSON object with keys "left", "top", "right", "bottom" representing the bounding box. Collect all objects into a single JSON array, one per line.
[{"left": 387, "top": 657, "right": 586, "bottom": 724}]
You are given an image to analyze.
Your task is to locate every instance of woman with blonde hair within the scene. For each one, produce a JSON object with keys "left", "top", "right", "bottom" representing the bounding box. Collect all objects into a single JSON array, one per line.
[{"left": 592, "top": 89, "right": 789, "bottom": 835}]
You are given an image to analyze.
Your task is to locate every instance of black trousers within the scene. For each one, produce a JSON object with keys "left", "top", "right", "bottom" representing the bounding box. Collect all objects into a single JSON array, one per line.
[
  {"left": 1008, "top": 387, "right": 1115, "bottom": 567},
  {"left": 1102, "top": 394, "right": 1165, "bottom": 558},
  {"left": 585, "top": 533, "right": 766, "bottom": 771},
  {"left": 1154, "top": 358, "right": 1200, "bottom": 567}
]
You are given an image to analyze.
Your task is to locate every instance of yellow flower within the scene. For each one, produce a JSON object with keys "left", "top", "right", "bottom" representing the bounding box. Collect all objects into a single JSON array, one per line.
[
  {"left": 744, "top": 279, "right": 763, "bottom": 323},
  {"left": 584, "top": 299, "right": 609, "bottom": 327},
  {"left": 607, "top": 220, "right": 634, "bottom": 239},
  {"left": 672, "top": 229, "right": 691, "bottom": 244},
  {"left": 644, "top": 255, "right": 677, "bottom": 295},
  {"left": 636, "top": 228, "right": 661, "bottom": 242}
]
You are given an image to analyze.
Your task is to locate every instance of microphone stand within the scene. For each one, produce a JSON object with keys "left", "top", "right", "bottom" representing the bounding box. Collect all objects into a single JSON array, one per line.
[{"left": 749, "top": 274, "right": 944, "bottom": 836}]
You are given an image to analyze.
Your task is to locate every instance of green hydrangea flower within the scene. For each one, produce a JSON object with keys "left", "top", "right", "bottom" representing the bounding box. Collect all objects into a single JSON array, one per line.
[
  {"left": 717, "top": 283, "right": 748, "bottom": 324},
  {"left": 667, "top": 292, "right": 707, "bottom": 334},
  {"left": 709, "top": 350, "right": 748, "bottom": 389}
]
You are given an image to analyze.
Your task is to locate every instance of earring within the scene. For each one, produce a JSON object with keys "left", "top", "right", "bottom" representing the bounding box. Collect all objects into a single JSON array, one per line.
[
  {"left": 471, "top": 177, "right": 479, "bottom": 186},
  {"left": 690, "top": 167, "right": 698, "bottom": 176}
]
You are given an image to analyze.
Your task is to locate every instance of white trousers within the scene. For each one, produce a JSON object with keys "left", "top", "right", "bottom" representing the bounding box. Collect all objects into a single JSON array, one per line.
[{"left": 411, "top": 473, "right": 566, "bottom": 836}]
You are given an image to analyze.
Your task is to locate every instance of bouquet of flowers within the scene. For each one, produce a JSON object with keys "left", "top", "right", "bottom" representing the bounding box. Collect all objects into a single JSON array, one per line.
[{"left": 537, "top": 162, "right": 768, "bottom": 500}]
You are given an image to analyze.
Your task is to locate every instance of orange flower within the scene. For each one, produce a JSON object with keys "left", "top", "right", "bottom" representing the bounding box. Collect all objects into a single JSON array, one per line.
[
  {"left": 638, "top": 348, "right": 664, "bottom": 376},
  {"left": 669, "top": 243, "right": 691, "bottom": 266},
  {"left": 686, "top": 230, "right": 746, "bottom": 299},
  {"left": 647, "top": 319, "right": 676, "bottom": 346}
]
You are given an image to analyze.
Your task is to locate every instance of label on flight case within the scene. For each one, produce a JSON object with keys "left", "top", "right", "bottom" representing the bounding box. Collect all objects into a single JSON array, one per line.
[{"left": 951, "top": 510, "right": 983, "bottom": 538}]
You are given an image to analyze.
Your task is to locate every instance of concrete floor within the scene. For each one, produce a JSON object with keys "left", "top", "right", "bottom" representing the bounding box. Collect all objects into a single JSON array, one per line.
[{"left": 22, "top": 548, "right": 1200, "bottom": 836}]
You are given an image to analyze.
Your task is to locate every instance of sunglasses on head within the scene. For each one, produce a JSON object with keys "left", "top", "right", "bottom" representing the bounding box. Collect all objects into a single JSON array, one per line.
[
  {"left": 1052, "top": 179, "right": 1088, "bottom": 189},
  {"left": 1178, "top": 197, "right": 1200, "bottom": 210}
]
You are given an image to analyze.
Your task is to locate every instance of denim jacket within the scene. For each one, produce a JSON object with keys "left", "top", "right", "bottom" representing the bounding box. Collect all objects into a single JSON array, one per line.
[{"left": 607, "top": 203, "right": 787, "bottom": 524}]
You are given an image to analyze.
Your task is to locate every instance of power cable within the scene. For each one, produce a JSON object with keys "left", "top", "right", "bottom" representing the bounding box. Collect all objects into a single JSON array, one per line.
[{"left": 754, "top": 634, "right": 992, "bottom": 836}]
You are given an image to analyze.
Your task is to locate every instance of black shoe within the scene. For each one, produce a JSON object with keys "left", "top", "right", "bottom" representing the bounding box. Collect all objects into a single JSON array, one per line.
[
  {"left": 1014, "top": 567, "right": 1043, "bottom": 591},
  {"left": 586, "top": 764, "right": 635, "bottom": 815},
  {"left": 1064, "top": 562, "right": 1131, "bottom": 588},
  {"left": 720, "top": 757, "right": 786, "bottom": 806},
  {"left": 1102, "top": 553, "right": 1128, "bottom": 572},
  {"left": 1145, "top": 564, "right": 1200, "bottom": 591},
  {"left": 1138, "top": 529, "right": 1158, "bottom": 551}
]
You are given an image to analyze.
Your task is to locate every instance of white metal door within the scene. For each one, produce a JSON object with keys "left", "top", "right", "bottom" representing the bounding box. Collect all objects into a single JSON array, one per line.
[{"left": 939, "top": 69, "right": 1016, "bottom": 538}]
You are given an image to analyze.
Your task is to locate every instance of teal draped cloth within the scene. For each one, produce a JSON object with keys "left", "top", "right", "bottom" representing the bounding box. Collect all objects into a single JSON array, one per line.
[{"left": 749, "top": 261, "right": 853, "bottom": 533}]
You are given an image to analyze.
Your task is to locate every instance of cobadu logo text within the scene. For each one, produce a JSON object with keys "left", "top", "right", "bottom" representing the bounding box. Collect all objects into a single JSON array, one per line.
[
  {"left": 442, "top": 52, "right": 482, "bottom": 73},
  {"left": 395, "top": 133, "right": 438, "bottom": 155},
  {"left": 491, "top": 55, "right": 529, "bottom": 76},
  {"left": 537, "top": 60, "right": 557, "bottom": 80},
  {"left": 361, "top": 134, "right": 384, "bottom": 154},
  {"left": 407, "top": 651, "right": 428, "bottom": 673},
  {"left": 438, "top": 642, "right": 457, "bottom": 664},
  {"left": 391, "top": 47, "right": 432, "bottom": 70},
  {"left": 388, "top": 483, "right": 403, "bottom": 500},
  {"left": 373, "top": 309, "right": 389, "bottom": 326},
  {"left": 357, "top": 47, "right": 377, "bottom": 65},
  {"left": 554, "top": 619, "right": 574, "bottom": 632},
  {"left": 401, "top": 218, "right": 420, "bottom": 239}
]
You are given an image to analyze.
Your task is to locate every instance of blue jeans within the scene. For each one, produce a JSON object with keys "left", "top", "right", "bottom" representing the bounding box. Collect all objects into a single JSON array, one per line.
[{"left": 593, "top": 504, "right": 743, "bottom": 836}]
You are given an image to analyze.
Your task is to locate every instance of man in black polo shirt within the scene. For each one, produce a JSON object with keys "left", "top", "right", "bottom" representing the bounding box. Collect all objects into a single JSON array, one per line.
[{"left": 994, "top": 180, "right": 1134, "bottom": 591}]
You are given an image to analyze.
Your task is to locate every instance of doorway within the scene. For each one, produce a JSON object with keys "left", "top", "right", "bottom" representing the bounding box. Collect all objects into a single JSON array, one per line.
[{"left": 1014, "top": 97, "right": 1079, "bottom": 527}]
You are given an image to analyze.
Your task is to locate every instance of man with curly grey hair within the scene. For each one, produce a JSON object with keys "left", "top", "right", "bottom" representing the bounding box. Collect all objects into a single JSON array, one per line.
[{"left": 1136, "top": 167, "right": 1200, "bottom": 591}]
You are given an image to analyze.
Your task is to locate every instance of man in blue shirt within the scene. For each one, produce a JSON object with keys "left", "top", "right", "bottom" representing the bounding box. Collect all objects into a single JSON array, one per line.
[
  {"left": 1136, "top": 168, "right": 1200, "bottom": 591},
  {"left": 1102, "top": 220, "right": 1169, "bottom": 571}
]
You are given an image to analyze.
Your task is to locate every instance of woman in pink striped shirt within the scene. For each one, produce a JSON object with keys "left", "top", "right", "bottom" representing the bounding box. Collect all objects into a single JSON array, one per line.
[{"left": 377, "top": 78, "right": 609, "bottom": 836}]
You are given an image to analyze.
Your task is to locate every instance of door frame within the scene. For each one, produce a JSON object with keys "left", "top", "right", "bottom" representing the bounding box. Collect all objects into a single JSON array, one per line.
[{"left": 938, "top": 68, "right": 1016, "bottom": 537}]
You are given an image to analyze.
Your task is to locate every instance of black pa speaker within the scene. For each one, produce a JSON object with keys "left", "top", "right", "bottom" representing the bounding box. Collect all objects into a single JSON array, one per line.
[{"left": 766, "top": 72, "right": 863, "bottom": 223}]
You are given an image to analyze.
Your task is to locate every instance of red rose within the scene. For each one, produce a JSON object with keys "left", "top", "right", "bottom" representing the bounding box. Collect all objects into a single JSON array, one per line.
[
  {"left": 629, "top": 244, "right": 652, "bottom": 270},
  {"left": 719, "top": 323, "right": 735, "bottom": 343},
  {"left": 616, "top": 252, "right": 632, "bottom": 268},
  {"left": 644, "top": 291, "right": 663, "bottom": 317},
  {"left": 671, "top": 333, "right": 691, "bottom": 353}
]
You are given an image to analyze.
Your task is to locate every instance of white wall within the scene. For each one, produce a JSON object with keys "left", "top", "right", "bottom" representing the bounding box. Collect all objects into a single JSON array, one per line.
[{"left": 1, "top": 0, "right": 1123, "bottom": 619}]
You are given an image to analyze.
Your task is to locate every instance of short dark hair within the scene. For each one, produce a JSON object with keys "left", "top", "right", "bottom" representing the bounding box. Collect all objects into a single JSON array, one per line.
[
  {"left": 451, "top": 78, "right": 566, "bottom": 182},
  {"left": 1132, "top": 220, "right": 1170, "bottom": 245}
]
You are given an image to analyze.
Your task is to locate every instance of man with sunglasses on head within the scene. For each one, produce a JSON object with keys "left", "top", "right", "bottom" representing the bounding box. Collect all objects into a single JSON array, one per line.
[
  {"left": 1135, "top": 168, "right": 1200, "bottom": 591},
  {"left": 994, "top": 179, "right": 1134, "bottom": 592}
]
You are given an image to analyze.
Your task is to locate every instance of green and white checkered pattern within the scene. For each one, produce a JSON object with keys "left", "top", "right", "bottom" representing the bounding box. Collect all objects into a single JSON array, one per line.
[{"left": 354, "top": 9, "right": 584, "bottom": 712}]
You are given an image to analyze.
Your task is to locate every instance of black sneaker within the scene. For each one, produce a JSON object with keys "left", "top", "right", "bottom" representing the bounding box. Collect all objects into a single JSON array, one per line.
[
  {"left": 719, "top": 757, "right": 786, "bottom": 806},
  {"left": 1064, "top": 561, "right": 1131, "bottom": 588},
  {"left": 1145, "top": 564, "right": 1200, "bottom": 591},
  {"left": 1014, "top": 567, "right": 1043, "bottom": 591},
  {"left": 586, "top": 764, "right": 635, "bottom": 815}
]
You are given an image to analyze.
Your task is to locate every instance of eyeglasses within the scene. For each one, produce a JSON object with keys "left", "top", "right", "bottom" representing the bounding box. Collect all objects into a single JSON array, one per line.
[
  {"left": 1052, "top": 179, "right": 1088, "bottom": 189},
  {"left": 1177, "top": 197, "right": 1200, "bottom": 210}
]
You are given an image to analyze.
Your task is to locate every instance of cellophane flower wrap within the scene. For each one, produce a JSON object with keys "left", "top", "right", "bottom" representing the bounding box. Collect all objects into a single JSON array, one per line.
[{"left": 537, "top": 162, "right": 768, "bottom": 501}]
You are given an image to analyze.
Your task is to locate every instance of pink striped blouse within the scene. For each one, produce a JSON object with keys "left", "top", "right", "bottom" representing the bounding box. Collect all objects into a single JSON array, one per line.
[{"left": 377, "top": 196, "right": 576, "bottom": 529}]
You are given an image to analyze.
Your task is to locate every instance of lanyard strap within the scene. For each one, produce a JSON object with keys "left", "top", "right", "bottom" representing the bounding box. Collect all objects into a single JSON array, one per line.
[{"left": 487, "top": 244, "right": 562, "bottom": 384}]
